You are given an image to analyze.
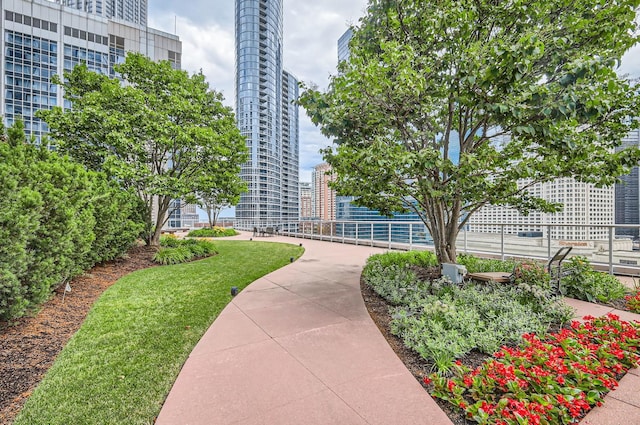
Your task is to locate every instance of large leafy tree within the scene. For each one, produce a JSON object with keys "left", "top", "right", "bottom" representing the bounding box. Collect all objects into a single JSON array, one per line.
[
  {"left": 300, "top": 0, "right": 640, "bottom": 264},
  {"left": 40, "top": 53, "right": 248, "bottom": 245}
]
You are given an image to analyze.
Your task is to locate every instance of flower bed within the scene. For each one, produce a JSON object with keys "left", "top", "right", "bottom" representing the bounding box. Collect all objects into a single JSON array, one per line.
[{"left": 427, "top": 314, "right": 640, "bottom": 424}]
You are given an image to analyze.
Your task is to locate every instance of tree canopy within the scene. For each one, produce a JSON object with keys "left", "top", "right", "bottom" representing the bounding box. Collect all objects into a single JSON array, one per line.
[
  {"left": 300, "top": 0, "right": 640, "bottom": 263},
  {"left": 39, "top": 53, "right": 247, "bottom": 245}
]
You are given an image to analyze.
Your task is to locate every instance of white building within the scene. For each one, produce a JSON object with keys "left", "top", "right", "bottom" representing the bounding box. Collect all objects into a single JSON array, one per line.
[{"left": 469, "top": 178, "right": 614, "bottom": 241}]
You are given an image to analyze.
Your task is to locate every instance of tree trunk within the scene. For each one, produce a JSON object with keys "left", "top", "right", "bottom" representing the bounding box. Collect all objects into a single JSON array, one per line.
[
  {"left": 149, "top": 196, "right": 171, "bottom": 247},
  {"left": 426, "top": 200, "right": 460, "bottom": 265}
]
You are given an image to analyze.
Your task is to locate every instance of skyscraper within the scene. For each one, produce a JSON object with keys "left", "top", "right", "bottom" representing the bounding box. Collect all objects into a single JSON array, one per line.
[
  {"left": 57, "top": 0, "right": 147, "bottom": 26},
  {"left": 235, "top": 0, "right": 299, "bottom": 228},
  {"left": 615, "top": 128, "right": 640, "bottom": 237},
  {"left": 1, "top": 0, "right": 179, "bottom": 142}
]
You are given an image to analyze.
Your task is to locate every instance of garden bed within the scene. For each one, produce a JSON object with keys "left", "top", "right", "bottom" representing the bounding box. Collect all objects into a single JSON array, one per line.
[
  {"left": 0, "top": 246, "right": 157, "bottom": 424},
  {"left": 361, "top": 252, "right": 640, "bottom": 424}
]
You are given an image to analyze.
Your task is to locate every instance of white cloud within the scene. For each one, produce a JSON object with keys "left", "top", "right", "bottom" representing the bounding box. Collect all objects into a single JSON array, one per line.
[{"left": 149, "top": 1, "right": 640, "bottom": 184}]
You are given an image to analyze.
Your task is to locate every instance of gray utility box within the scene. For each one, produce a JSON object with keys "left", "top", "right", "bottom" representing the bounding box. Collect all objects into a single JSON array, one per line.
[{"left": 441, "top": 263, "right": 467, "bottom": 284}]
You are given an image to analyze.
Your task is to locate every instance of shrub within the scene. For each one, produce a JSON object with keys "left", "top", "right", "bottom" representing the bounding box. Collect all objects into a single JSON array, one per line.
[
  {"left": 153, "top": 239, "right": 217, "bottom": 265},
  {"left": 560, "top": 256, "right": 627, "bottom": 302},
  {"left": 153, "top": 247, "right": 193, "bottom": 265},
  {"left": 159, "top": 235, "right": 181, "bottom": 247},
  {"left": 366, "top": 250, "right": 438, "bottom": 269},
  {"left": 457, "top": 254, "right": 518, "bottom": 273},
  {"left": 188, "top": 227, "right": 238, "bottom": 238},
  {"left": 0, "top": 121, "right": 145, "bottom": 321}
]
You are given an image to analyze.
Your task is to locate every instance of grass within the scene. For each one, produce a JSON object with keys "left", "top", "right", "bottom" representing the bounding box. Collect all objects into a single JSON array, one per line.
[{"left": 15, "top": 240, "right": 304, "bottom": 425}]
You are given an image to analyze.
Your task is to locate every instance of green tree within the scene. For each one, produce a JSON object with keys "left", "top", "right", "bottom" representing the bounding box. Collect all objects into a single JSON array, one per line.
[
  {"left": 197, "top": 172, "right": 246, "bottom": 228},
  {"left": 300, "top": 0, "right": 640, "bottom": 264},
  {"left": 40, "top": 53, "right": 248, "bottom": 246}
]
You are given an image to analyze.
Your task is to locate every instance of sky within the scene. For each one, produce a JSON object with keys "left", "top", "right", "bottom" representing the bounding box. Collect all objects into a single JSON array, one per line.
[
  {"left": 147, "top": 1, "right": 640, "bottom": 185},
  {"left": 148, "top": 0, "right": 369, "bottom": 183}
]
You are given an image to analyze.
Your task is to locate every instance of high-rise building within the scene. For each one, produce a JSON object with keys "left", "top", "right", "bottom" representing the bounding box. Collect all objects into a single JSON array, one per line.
[
  {"left": 469, "top": 178, "right": 614, "bottom": 241},
  {"left": 235, "top": 0, "right": 299, "bottom": 228},
  {"left": 615, "top": 128, "right": 640, "bottom": 237},
  {"left": 299, "top": 182, "right": 312, "bottom": 219},
  {"left": 312, "top": 163, "right": 336, "bottom": 220},
  {"left": 1, "top": 0, "right": 188, "bottom": 226},
  {"left": 337, "top": 28, "right": 352, "bottom": 64},
  {"left": 1, "top": 0, "right": 180, "bottom": 142},
  {"left": 57, "top": 0, "right": 147, "bottom": 26}
]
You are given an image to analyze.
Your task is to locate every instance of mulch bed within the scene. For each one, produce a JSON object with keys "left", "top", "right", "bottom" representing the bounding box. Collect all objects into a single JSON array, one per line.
[{"left": 0, "top": 246, "right": 157, "bottom": 425}]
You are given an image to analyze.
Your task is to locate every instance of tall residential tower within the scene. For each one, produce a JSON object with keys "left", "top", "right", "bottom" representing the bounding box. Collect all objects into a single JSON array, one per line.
[
  {"left": 57, "top": 0, "right": 147, "bottom": 26},
  {"left": 235, "top": 0, "right": 299, "bottom": 228}
]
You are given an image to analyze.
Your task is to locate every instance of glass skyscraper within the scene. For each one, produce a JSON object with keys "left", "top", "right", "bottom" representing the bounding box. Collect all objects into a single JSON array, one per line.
[
  {"left": 58, "top": 0, "right": 147, "bottom": 26},
  {"left": 615, "top": 128, "right": 640, "bottom": 238},
  {"left": 235, "top": 0, "right": 299, "bottom": 227}
]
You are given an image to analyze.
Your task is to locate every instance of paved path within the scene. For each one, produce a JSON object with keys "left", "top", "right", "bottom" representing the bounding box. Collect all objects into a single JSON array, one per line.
[{"left": 157, "top": 233, "right": 640, "bottom": 424}]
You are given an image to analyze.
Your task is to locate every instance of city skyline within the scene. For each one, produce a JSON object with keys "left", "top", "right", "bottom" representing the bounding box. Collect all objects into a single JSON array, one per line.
[{"left": 147, "top": 1, "right": 640, "bottom": 182}]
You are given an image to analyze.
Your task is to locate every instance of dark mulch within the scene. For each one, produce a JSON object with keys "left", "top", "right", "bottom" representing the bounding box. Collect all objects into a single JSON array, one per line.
[{"left": 0, "top": 246, "right": 157, "bottom": 425}]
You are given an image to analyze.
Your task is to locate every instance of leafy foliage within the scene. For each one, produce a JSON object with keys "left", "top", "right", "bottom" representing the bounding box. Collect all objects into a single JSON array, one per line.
[
  {"left": 153, "top": 238, "right": 218, "bottom": 265},
  {"left": 362, "top": 251, "right": 572, "bottom": 371},
  {"left": 187, "top": 227, "right": 238, "bottom": 238},
  {"left": 429, "top": 314, "right": 640, "bottom": 424},
  {"left": 300, "top": 0, "right": 640, "bottom": 264},
  {"left": 560, "top": 256, "right": 627, "bottom": 302},
  {"left": 39, "top": 53, "right": 248, "bottom": 246},
  {"left": 0, "top": 121, "right": 142, "bottom": 321},
  {"left": 457, "top": 254, "right": 517, "bottom": 273}
]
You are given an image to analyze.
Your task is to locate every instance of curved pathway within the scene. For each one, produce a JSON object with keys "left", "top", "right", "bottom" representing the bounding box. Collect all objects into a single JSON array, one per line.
[
  {"left": 157, "top": 234, "right": 452, "bottom": 424},
  {"left": 157, "top": 233, "right": 640, "bottom": 424}
]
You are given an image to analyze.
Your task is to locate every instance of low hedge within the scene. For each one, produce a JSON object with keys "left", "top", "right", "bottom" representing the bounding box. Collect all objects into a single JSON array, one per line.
[
  {"left": 154, "top": 237, "right": 217, "bottom": 265},
  {"left": 187, "top": 227, "right": 238, "bottom": 238}
]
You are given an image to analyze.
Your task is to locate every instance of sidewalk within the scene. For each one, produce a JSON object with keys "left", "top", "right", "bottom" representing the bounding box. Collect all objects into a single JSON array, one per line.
[{"left": 156, "top": 234, "right": 640, "bottom": 424}]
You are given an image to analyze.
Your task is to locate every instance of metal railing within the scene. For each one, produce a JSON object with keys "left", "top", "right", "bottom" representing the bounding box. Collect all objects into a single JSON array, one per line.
[{"left": 232, "top": 219, "right": 640, "bottom": 276}]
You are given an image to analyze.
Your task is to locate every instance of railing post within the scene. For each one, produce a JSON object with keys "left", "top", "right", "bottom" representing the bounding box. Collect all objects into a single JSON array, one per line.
[
  {"left": 609, "top": 227, "right": 614, "bottom": 275},
  {"left": 547, "top": 225, "right": 551, "bottom": 261},
  {"left": 464, "top": 225, "right": 468, "bottom": 254},
  {"left": 388, "top": 223, "right": 392, "bottom": 249},
  {"left": 371, "top": 223, "right": 374, "bottom": 247},
  {"left": 410, "top": 223, "right": 414, "bottom": 250},
  {"left": 500, "top": 224, "right": 505, "bottom": 261},
  {"left": 355, "top": 223, "right": 359, "bottom": 246},
  {"left": 330, "top": 221, "right": 334, "bottom": 242}
]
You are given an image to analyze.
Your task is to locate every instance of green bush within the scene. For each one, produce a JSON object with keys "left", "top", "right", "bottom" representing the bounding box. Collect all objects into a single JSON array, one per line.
[
  {"left": 456, "top": 254, "right": 518, "bottom": 273},
  {"left": 363, "top": 251, "right": 573, "bottom": 373},
  {"left": 187, "top": 227, "right": 238, "bottom": 238},
  {"left": 159, "top": 235, "right": 181, "bottom": 247},
  {"left": 153, "top": 247, "right": 193, "bottom": 265},
  {"left": 154, "top": 239, "right": 217, "bottom": 265},
  {"left": 0, "top": 121, "right": 144, "bottom": 321},
  {"left": 366, "top": 250, "right": 438, "bottom": 269},
  {"left": 560, "top": 256, "right": 627, "bottom": 302}
]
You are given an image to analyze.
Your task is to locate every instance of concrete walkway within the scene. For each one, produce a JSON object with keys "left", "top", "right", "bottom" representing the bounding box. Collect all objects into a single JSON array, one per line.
[{"left": 157, "top": 233, "right": 640, "bottom": 424}]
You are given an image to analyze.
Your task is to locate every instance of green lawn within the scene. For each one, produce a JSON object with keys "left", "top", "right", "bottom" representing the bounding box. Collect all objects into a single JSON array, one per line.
[{"left": 15, "top": 240, "right": 304, "bottom": 425}]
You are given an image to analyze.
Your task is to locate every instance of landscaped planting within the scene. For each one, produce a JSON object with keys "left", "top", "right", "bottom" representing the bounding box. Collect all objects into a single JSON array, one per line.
[
  {"left": 14, "top": 241, "right": 304, "bottom": 425},
  {"left": 559, "top": 256, "right": 627, "bottom": 303},
  {"left": 187, "top": 226, "right": 238, "bottom": 238},
  {"left": 153, "top": 236, "right": 217, "bottom": 265},
  {"left": 427, "top": 314, "right": 640, "bottom": 424},
  {"left": 362, "top": 252, "right": 573, "bottom": 372}
]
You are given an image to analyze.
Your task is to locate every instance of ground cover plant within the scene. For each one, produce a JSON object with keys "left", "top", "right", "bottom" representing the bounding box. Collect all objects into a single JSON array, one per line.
[
  {"left": 14, "top": 240, "right": 304, "bottom": 425},
  {"left": 362, "top": 252, "right": 573, "bottom": 373},
  {"left": 152, "top": 235, "right": 218, "bottom": 265},
  {"left": 427, "top": 314, "right": 640, "bottom": 424},
  {"left": 187, "top": 227, "right": 238, "bottom": 238}
]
